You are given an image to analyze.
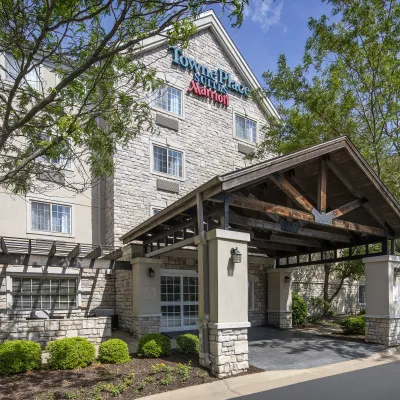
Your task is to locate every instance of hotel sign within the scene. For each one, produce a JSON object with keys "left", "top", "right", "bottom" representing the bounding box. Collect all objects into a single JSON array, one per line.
[{"left": 168, "top": 46, "right": 250, "bottom": 107}]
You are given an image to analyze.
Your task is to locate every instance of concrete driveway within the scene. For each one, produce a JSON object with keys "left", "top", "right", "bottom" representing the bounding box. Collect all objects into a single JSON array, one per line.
[{"left": 249, "top": 327, "right": 384, "bottom": 371}]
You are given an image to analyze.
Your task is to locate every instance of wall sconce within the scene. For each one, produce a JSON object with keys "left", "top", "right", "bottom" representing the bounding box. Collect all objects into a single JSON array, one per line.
[
  {"left": 285, "top": 276, "right": 291, "bottom": 283},
  {"left": 231, "top": 247, "right": 242, "bottom": 264},
  {"left": 395, "top": 267, "right": 400, "bottom": 278},
  {"left": 148, "top": 268, "right": 155, "bottom": 278}
]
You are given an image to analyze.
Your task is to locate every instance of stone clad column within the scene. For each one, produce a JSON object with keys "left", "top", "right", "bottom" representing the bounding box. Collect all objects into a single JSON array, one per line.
[
  {"left": 364, "top": 255, "right": 400, "bottom": 346},
  {"left": 196, "top": 229, "right": 251, "bottom": 378},
  {"left": 131, "top": 257, "right": 162, "bottom": 338},
  {"left": 267, "top": 268, "right": 293, "bottom": 329}
]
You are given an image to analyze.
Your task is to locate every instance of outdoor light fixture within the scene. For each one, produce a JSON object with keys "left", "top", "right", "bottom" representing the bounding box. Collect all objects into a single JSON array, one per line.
[
  {"left": 231, "top": 247, "right": 242, "bottom": 264},
  {"left": 395, "top": 267, "right": 400, "bottom": 278},
  {"left": 285, "top": 276, "right": 291, "bottom": 283},
  {"left": 148, "top": 268, "right": 155, "bottom": 278}
]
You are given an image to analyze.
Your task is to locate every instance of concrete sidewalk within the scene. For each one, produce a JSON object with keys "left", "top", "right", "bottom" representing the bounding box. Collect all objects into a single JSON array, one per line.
[{"left": 141, "top": 347, "right": 400, "bottom": 400}]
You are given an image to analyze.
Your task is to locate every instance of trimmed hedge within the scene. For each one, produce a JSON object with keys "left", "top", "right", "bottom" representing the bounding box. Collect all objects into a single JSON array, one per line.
[
  {"left": 340, "top": 315, "right": 365, "bottom": 335},
  {"left": 138, "top": 333, "right": 171, "bottom": 358},
  {"left": 0, "top": 340, "right": 42, "bottom": 375},
  {"left": 46, "top": 337, "right": 96, "bottom": 370},
  {"left": 176, "top": 333, "right": 200, "bottom": 355},
  {"left": 98, "top": 339, "right": 130, "bottom": 364},
  {"left": 292, "top": 291, "right": 308, "bottom": 326}
]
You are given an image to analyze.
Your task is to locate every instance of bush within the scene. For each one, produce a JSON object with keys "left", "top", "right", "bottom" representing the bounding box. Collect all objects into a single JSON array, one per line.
[
  {"left": 0, "top": 340, "right": 41, "bottom": 375},
  {"left": 340, "top": 315, "right": 365, "bottom": 335},
  {"left": 292, "top": 291, "right": 308, "bottom": 326},
  {"left": 98, "top": 339, "right": 130, "bottom": 364},
  {"left": 46, "top": 337, "right": 96, "bottom": 370},
  {"left": 176, "top": 334, "right": 200, "bottom": 355},
  {"left": 138, "top": 333, "right": 171, "bottom": 358},
  {"left": 308, "top": 297, "right": 333, "bottom": 322}
]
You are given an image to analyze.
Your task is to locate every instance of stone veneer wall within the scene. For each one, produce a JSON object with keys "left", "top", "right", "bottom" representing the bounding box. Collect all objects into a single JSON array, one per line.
[
  {"left": 132, "top": 315, "right": 161, "bottom": 339},
  {"left": 365, "top": 317, "right": 400, "bottom": 346},
  {"left": 0, "top": 317, "right": 111, "bottom": 348},
  {"left": 267, "top": 311, "right": 292, "bottom": 329},
  {"left": 115, "top": 270, "right": 133, "bottom": 333},
  {"left": 248, "top": 262, "right": 269, "bottom": 326}
]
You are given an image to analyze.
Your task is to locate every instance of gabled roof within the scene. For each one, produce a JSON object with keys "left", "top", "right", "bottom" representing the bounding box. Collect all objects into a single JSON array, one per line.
[
  {"left": 137, "top": 10, "right": 279, "bottom": 119},
  {"left": 121, "top": 137, "right": 400, "bottom": 250}
]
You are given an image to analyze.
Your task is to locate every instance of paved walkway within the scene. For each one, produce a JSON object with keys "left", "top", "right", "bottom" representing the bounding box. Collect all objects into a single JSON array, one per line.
[{"left": 248, "top": 327, "right": 384, "bottom": 370}]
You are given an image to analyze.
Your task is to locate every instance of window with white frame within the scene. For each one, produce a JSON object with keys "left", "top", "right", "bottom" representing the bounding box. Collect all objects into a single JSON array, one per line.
[
  {"left": 31, "top": 201, "right": 71, "bottom": 234},
  {"left": 37, "top": 135, "right": 72, "bottom": 169},
  {"left": 11, "top": 277, "right": 77, "bottom": 310},
  {"left": 358, "top": 284, "right": 366, "bottom": 305},
  {"left": 152, "top": 85, "right": 182, "bottom": 116},
  {"left": 5, "top": 54, "right": 40, "bottom": 90},
  {"left": 235, "top": 114, "right": 257, "bottom": 143},
  {"left": 153, "top": 144, "right": 183, "bottom": 178}
]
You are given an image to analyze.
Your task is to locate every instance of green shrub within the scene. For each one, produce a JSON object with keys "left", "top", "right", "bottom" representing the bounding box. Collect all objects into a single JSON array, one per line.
[
  {"left": 0, "top": 340, "right": 41, "bottom": 375},
  {"left": 98, "top": 339, "right": 130, "bottom": 364},
  {"left": 138, "top": 333, "right": 171, "bottom": 358},
  {"left": 292, "top": 291, "right": 308, "bottom": 326},
  {"left": 46, "top": 337, "right": 96, "bottom": 370},
  {"left": 340, "top": 315, "right": 365, "bottom": 335},
  {"left": 176, "top": 334, "right": 199, "bottom": 355}
]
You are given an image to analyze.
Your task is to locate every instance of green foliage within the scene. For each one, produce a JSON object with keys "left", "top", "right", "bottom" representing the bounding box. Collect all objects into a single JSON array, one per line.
[
  {"left": 98, "top": 339, "right": 130, "bottom": 364},
  {"left": 138, "top": 333, "right": 171, "bottom": 358},
  {"left": 308, "top": 297, "right": 333, "bottom": 322},
  {"left": 0, "top": 340, "right": 41, "bottom": 375},
  {"left": 46, "top": 337, "right": 96, "bottom": 370},
  {"left": 340, "top": 315, "right": 366, "bottom": 335},
  {"left": 292, "top": 291, "right": 308, "bottom": 326},
  {"left": 176, "top": 333, "right": 200, "bottom": 355},
  {"left": 175, "top": 361, "right": 192, "bottom": 382}
]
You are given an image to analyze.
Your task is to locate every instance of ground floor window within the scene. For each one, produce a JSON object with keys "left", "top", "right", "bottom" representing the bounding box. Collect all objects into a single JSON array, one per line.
[
  {"left": 11, "top": 277, "right": 77, "bottom": 310},
  {"left": 358, "top": 284, "right": 366, "bottom": 305},
  {"left": 160, "top": 271, "right": 198, "bottom": 331}
]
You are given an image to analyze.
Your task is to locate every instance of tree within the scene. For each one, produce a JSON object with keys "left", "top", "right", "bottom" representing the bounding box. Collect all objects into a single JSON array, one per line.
[
  {"left": 252, "top": 0, "right": 400, "bottom": 313},
  {"left": 0, "top": 0, "right": 247, "bottom": 194}
]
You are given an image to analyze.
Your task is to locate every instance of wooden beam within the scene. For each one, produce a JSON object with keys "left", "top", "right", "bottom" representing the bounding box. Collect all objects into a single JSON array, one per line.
[
  {"left": 264, "top": 235, "right": 322, "bottom": 248},
  {"left": 49, "top": 242, "right": 57, "bottom": 257},
  {"left": 85, "top": 246, "right": 102, "bottom": 259},
  {"left": 244, "top": 189, "right": 280, "bottom": 223},
  {"left": 145, "top": 236, "right": 196, "bottom": 258},
  {"left": 0, "top": 238, "right": 8, "bottom": 254},
  {"left": 286, "top": 172, "right": 318, "bottom": 206},
  {"left": 329, "top": 199, "right": 366, "bottom": 219},
  {"left": 270, "top": 172, "right": 314, "bottom": 212},
  {"left": 68, "top": 244, "right": 81, "bottom": 259},
  {"left": 249, "top": 240, "right": 298, "bottom": 253},
  {"left": 229, "top": 214, "right": 352, "bottom": 243},
  {"left": 318, "top": 157, "right": 327, "bottom": 213}
]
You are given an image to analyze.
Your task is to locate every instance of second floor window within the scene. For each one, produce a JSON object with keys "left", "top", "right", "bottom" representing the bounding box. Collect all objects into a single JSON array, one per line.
[
  {"left": 153, "top": 145, "right": 183, "bottom": 178},
  {"left": 31, "top": 201, "right": 71, "bottom": 234},
  {"left": 358, "top": 284, "right": 366, "bottom": 305},
  {"left": 235, "top": 115, "right": 257, "bottom": 143},
  {"left": 6, "top": 54, "right": 40, "bottom": 90},
  {"left": 152, "top": 85, "right": 182, "bottom": 116}
]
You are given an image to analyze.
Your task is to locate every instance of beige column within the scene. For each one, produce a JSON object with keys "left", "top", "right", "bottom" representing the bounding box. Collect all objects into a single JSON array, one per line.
[
  {"left": 131, "top": 257, "right": 163, "bottom": 338},
  {"left": 267, "top": 268, "right": 293, "bottom": 329},
  {"left": 196, "top": 229, "right": 251, "bottom": 378},
  {"left": 363, "top": 255, "right": 400, "bottom": 346}
]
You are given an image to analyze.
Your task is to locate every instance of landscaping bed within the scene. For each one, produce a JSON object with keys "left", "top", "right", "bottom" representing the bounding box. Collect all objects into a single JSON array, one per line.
[{"left": 0, "top": 351, "right": 263, "bottom": 400}]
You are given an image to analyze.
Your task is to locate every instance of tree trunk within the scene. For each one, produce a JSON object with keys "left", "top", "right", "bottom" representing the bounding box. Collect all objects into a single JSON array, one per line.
[{"left": 323, "top": 264, "right": 331, "bottom": 316}]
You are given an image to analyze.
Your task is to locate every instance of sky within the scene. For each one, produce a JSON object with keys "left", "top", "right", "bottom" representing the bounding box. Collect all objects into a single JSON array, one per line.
[{"left": 211, "top": 0, "right": 332, "bottom": 85}]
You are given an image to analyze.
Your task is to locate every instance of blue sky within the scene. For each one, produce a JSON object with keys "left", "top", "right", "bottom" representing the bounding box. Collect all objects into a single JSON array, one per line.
[{"left": 211, "top": 0, "right": 332, "bottom": 85}]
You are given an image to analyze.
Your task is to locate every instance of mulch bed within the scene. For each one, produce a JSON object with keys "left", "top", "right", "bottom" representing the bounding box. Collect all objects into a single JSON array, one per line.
[{"left": 0, "top": 351, "right": 263, "bottom": 400}]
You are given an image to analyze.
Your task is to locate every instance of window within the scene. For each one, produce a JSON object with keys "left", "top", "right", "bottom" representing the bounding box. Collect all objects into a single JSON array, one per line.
[
  {"left": 11, "top": 277, "right": 77, "bottom": 310},
  {"left": 358, "top": 284, "right": 366, "bottom": 305},
  {"left": 248, "top": 280, "right": 254, "bottom": 310},
  {"left": 37, "top": 135, "right": 72, "bottom": 169},
  {"left": 31, "top": 201, "right": 71, "bottom": 234},
  {"left": 6, "top": 54, "right": 40, "bottom": 90},
  {"left": 153, "top": 144, "right": 183, "bottom": 178},
  {"left": 235, "top": 115, "right": 257, "bottom": 143},
  {"left": 152, "top": 85, "right": 182, "bottom": 116}
]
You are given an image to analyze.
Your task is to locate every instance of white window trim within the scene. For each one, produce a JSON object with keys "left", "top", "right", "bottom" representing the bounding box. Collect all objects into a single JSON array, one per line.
[
  {"left": 150, "top": 140, "right": 185, "bottom": 181},
  {"left": 233, "top": 109, "right": 259, "bottom": 146},
  {"left": 248, "top": 274, "right": 258, "bottom": 311},
  {"left": 358, "top": 282, "right": 366, "bottom": 305},
  {"left": 150, "top": 82, "right": 185, "bottom": 120},
  {"left": 3, "top": 54, "right": 42, "bottom": 91},
  {"left": 5, "top": 266, "right": 81, "bottom": 315},
  {"left": 26, "top": 196, "right": 75, "bottom": 238}
]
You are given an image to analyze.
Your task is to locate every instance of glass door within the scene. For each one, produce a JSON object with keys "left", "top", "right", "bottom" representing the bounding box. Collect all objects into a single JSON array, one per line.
[{"left": 160, "top": 272, "right": 198, "bottom": 332}]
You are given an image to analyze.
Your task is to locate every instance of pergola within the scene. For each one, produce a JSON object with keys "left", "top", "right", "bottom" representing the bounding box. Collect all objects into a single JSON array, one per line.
[{"left": 121, "top": 137, "right": 400, "bottom": 265}]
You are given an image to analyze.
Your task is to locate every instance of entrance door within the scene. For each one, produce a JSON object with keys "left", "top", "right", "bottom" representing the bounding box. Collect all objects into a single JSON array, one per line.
[{"left": 160, "top": 271, "right": 198, "bottom": 332}]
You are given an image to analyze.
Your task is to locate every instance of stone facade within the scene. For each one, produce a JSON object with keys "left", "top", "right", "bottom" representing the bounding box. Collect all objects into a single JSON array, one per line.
[
  {"left": 365, "top": 317, "right": 400, "bottom": 346},
  {"left": 115, "top": 270, "right": 133, "bottom": 333},
  {"left": 248, "top": 261, "right": 270, "bottom": 326},
  {"left": 267, "top": 311, "right": 292, "bottom": 329},
  {"left": 0, "top": 316, "right": 111, "bottom": 348},
  {"left": 199, "top": 327, "right": 249, "bottom": 378},
  {"left": 132, "top": 315, "right": 161, "bottom": 339}
]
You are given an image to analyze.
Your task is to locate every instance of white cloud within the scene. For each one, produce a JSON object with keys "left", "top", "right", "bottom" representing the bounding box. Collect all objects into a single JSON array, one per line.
[{"left": 244, "top": 0, "right": 283, "bottom": 32}]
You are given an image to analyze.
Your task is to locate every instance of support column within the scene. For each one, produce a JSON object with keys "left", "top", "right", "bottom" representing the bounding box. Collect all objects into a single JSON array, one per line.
[
  {"left": 131, "top": 257, "right": 162, "bottom": 338},
  {"left": 267, "top": 268, "right": 293, "bottom": 329},
  {"left": 364, "top": 255, "right": 400, "bottom": 346},
  {"left": 196, "top": 229, "right": 251, "bottom": 378}
]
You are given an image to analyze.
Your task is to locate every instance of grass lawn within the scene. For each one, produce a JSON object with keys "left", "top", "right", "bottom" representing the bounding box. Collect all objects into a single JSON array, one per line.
[{"left": 0, "top": 350, "right": 262, "bottom": 400}]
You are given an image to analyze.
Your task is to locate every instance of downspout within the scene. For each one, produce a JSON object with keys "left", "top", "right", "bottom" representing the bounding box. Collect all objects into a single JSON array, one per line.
[{"left": 196, "top": 192, "right": 211, "bottom": 368}]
